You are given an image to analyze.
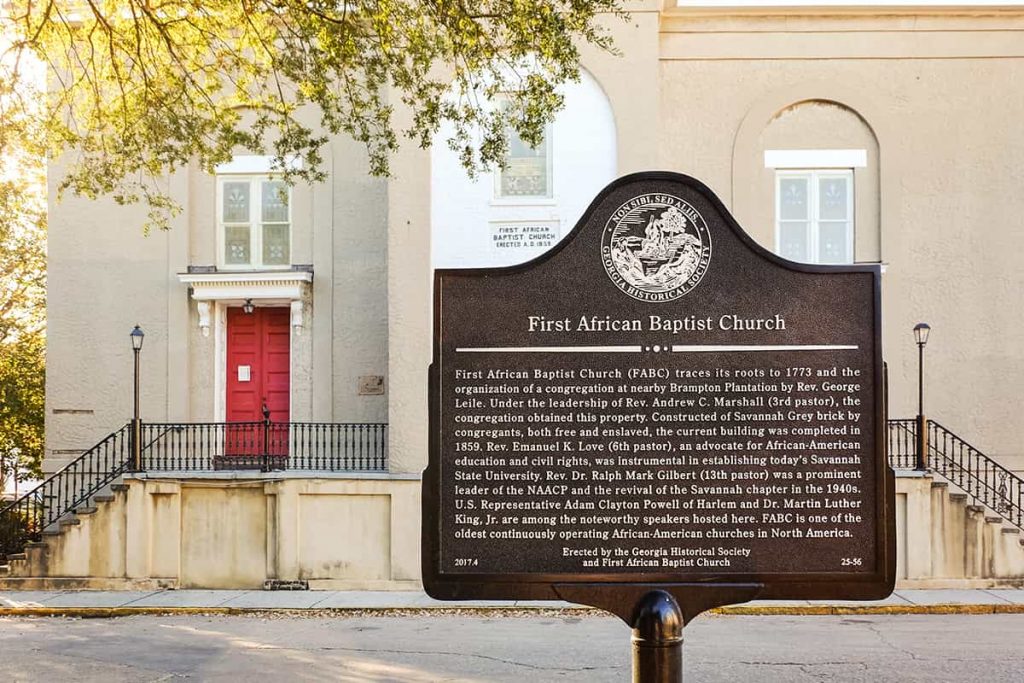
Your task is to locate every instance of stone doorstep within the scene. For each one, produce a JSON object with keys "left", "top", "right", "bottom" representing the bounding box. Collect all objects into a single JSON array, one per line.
[
  {"left": 93, "top": 494, "right": 115, "bottom": 503},
  {"left": 1002, "top": 528, "right": 1020, "bottom": 535},
  {"left": 58, "top": 518, "right": 80, "bottom": 527},
  {"left": 985, "top": 516, "right": 1004, "bottom": 524},
  {"left": 931, "top": 481, "right": 949, "bottom": 488},
  {"left": 74, "top": 506, "right": 98, "bottom": 515},
  {"left": 110, "top": 484, "right": 128, "bottom": 492},
  {"left": 949, "top": 493, "right": 968, "bottom": 501}
]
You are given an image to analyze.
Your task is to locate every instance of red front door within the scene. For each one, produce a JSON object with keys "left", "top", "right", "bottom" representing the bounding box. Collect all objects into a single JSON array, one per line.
[{"left": 225, "top": 307, "right": 290, "bottom": 462}]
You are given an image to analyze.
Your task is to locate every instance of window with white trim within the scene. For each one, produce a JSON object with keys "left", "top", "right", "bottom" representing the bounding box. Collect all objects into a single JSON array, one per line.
[
  {"left": 217, "top": 176, "right": 291, "bottom": 269},
  {"left": 495, "top": 124, "right": 553, "bottom": 199},
  {"left": 775, "top": 170, "right": 853, "bottom": 265}
]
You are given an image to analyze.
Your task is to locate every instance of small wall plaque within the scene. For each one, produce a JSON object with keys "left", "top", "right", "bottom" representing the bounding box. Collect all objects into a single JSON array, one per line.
[
  {"left": 237, "top": 365, "right": 251, "bottom": 382},
  {"left": 359, "top": 375, "right": 385, "bottom": 395},
  {"left": 489, "top": 220, "right": 560, "bottom": 252}
]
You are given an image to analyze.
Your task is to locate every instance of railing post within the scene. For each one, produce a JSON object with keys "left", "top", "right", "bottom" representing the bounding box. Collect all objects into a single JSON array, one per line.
[
  {"left": 263, "top": 417, "right": 271, "bottom": 472},
  {"left": 132, "top": 418, "right": 143, "bottom": 472},
  {"left": 915, "top": 415, "right": 928, "bottom": 471},
  {"left": 132, "top": 328, "right": 144, "bottom": 472}
]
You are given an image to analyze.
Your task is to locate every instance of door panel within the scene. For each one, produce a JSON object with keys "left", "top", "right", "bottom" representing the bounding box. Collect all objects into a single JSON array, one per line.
[
  {"left": 262, "top": 308, "right": 291, "bottom": 423},
  {"left": 225, "top": 307, "right": 291, "bottom": 463},
  {"left": 226, "top": 310, "right": 261, "bottom": 423}
]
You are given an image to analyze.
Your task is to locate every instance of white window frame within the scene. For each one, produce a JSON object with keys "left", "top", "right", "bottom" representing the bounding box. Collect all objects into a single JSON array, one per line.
[
  {"left": 774, "top": 169, "right": 855, "bottom": 265},
  {"left": 493, "top": 122, "right": 554, "bottom": 202},
  {"left": 216, "top": 175, "right": 292, "bottom": 271}
]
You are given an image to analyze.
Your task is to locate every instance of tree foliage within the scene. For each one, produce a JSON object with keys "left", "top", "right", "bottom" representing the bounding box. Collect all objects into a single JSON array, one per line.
[
  {"left": 0, "top": 332, "right": 45, "bottom": 485},
  {"left": 0, "top": 156, "right": 45, "bottom": 345},
  {"left": 0, "top": 119, "right": 46, "bottom": 486},
  {"left": 1, "top": 1, "right": 628, "bottom": 230}
]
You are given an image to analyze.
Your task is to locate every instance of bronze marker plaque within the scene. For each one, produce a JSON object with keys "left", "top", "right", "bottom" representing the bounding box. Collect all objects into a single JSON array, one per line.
[{"left": 423, "top": 172, "right": 894, "bottom": 604}]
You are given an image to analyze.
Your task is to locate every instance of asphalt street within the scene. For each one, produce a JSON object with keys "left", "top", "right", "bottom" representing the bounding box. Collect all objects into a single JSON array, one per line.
[{"left": 1, "top": 612, "right": 1022, "bottom": 682}]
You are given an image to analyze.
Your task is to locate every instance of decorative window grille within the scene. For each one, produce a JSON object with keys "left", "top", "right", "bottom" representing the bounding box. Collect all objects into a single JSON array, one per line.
[
  {"left": 218, "top": 177, "right": 291, "bottom": 269},
  {"left": 775, "top": 170, "right": 854, "bottom": 265},
  {"left": 496, "top": 125, "right": 553, "bottom": 199}
]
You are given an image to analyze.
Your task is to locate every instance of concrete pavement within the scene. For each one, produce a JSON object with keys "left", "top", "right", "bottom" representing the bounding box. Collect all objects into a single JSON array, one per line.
[
  {"left": 2, "top": 612, "right": 1023, "bottom": 681},
  {"left": 3, "top": 588, "right": 1024, "bottom": 615}
]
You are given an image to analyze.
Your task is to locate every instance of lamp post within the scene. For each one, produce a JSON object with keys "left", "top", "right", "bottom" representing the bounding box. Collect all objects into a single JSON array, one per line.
[
  {"left": 130, "top": 325, "right": 145, "bottom": 471},
  {"left": 913, "top": 322, "right": 931, "bottom": 471}
]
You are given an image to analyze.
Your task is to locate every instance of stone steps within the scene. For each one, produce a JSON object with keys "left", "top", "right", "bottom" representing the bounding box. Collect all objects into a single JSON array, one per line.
[
  {"left": 928, "top": 475, "right": 1024, "bottom": 579},
  {"left": 6, "top": 472, "right": 1024, "bottom": 589},
  {"left": 0, "top": 480, "right": 126, "bottom": 582}
]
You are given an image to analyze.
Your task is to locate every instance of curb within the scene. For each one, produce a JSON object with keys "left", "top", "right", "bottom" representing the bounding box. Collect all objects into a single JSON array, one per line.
[
  {"left": 2, "top": 604, "right": 1023, "bottom": 618},
  {"left": 713, "top": 603, "right": 1024, "bottom": 616}
]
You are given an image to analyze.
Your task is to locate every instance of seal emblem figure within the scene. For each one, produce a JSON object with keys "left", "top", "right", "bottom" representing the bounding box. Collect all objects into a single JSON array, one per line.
[{"left": 601, "top": 193, "right": 712, "bottom": 302}]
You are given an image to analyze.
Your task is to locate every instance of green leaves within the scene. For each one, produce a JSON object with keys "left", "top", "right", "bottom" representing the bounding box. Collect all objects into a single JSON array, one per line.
[
  {"left": 0, "top": 145, "right": 45, "bottom": 484},
  {"left": 0, "top": 332, "right": 44, "bottom": 482},
  {"left": 1, "top": 1, "right": 627, "bottom": 231}
]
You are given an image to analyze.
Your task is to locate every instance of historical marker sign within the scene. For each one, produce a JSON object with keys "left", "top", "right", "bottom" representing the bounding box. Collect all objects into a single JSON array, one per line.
[{"left": 423, "top": 172, "right": 894, "bottom": 607}]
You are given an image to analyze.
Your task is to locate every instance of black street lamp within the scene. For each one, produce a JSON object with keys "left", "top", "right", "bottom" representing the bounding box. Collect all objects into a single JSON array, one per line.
[
  {"left": 913, "top": 322, "right": 931, "bottom": 470},
  {"left": 130, "top": 325, "right": 145, "bottom": 471}
]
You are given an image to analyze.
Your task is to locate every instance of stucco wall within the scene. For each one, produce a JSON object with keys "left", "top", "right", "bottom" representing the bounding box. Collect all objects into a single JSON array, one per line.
[
  {"left": 396, "top": 7, "right": 1024, "bottom": 475},
  {"left": 46, "top": 6, "right": 1024, "bottom": 480},
  {"left": 45, "top": 168, "right": 184, "bottom": 473},
  {"left": 431, "top": 68, "right": 618, "bottom": 268},
  {"left": 387, "top": 7, "right": 664, "bottom": 474},
  {"left": 10, "top": 471, "right": 1024, "bottom": 589},
  {"left": 657, "top": 9, "right": 1024, "bottom": 471},
  {"left": 46, "top": 133, "right": 388, "bottom": 474},
  {"left": 8, "top": 475, "right": 421, "bottom": 590}
]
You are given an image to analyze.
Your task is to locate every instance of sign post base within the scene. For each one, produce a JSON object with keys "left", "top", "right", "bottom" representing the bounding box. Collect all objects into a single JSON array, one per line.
[
  {"left": 632, "top": 590, "right": 683, "bottom": 683},
  {"left": 552, "top": 583, "right": 764, "bottom": 682}
]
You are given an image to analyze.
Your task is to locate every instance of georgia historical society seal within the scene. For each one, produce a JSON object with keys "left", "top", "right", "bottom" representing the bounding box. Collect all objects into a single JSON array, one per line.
[{"left": 601, "top": 193, "right": 712, "bottom": 302}]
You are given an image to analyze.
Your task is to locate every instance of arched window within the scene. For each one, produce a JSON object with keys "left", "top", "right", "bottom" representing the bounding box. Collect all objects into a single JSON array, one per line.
[
  {"left": 758, "top": 101, "right": 880, "bottom": 265},
  {"left": 431, "top": 69, "right": 617, "bottom": 268}
]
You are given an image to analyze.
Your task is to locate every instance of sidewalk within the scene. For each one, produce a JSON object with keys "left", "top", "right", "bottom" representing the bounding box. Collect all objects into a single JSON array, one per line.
[{"left": 3, "top": 589, "right": 1024, "bottom": 616}]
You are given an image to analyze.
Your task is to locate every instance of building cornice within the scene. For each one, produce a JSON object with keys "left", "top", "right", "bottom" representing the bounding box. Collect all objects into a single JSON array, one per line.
[
  {"left": 178, "top": 270, "right": 312, "bottom": 302},
  {"left": 177, "top": 269, "right": 313, "bottom": 336}
]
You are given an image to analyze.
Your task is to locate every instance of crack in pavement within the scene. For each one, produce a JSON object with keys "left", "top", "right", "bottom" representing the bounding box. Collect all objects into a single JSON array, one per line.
[
  {"left": 738, "top": 661, "right": 866, "bottom": 667},
  {"left": 147, "top": 673, "right": 192, "bottom": 682},
  {"left": 800, "top": 661, "right": 869, "bottom": 680},
  {"left": 234, "top": 643, "right": 618, "bottom": 673},
  {"left": 863, "top": 620, "right": 923, "bottom": 662},
  {"left": 736, "top": 659, "right": 869, "bottom": 681}
]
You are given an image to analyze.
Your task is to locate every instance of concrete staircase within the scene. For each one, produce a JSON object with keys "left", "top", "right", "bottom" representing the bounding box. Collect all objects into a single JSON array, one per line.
[
  {"left": 896, "top": 475, "right": 1024, "bottom": 587},
  {"left": 0, "top": 483, "right": 170, "bottom": 590},
  {"left": 3, "top": 473, "right": 1024, "bottom": 589}
]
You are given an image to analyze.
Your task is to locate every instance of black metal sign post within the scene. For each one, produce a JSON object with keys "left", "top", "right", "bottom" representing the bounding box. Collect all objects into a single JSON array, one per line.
[{"left": 424, "top": 172, "right": 895, "bottom": 681}]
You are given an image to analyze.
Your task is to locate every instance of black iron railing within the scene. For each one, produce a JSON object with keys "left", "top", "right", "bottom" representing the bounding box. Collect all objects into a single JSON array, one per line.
[
  {"left": 0, "top": 424, "right": 132, "bottom": 559},
  {"left": 927, "top": 420, "right": 1023, "bottom": 531},
  {"left": 140, "top": 421, "right": 388, "bottom": 472},
  {"left": 887, "top": 418, "right": 1024, "bottom": 532},
  {"left": 887, "top": 418, "right": 919, "bottom": 469},
  {"left": 0, "top": 420, "right": 387, "bottom": 560}
]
